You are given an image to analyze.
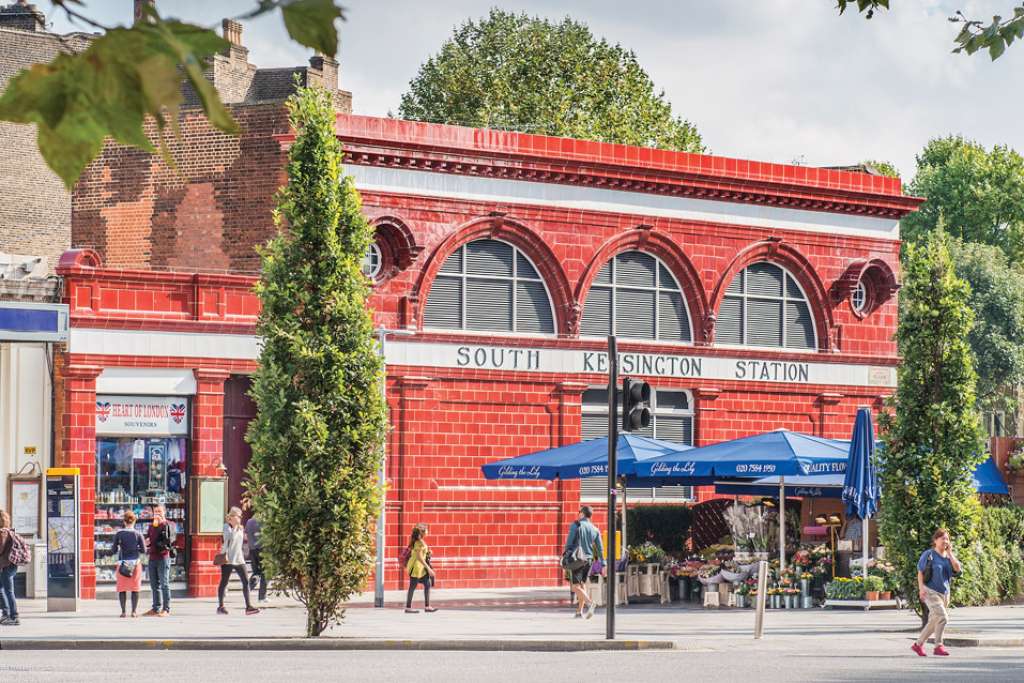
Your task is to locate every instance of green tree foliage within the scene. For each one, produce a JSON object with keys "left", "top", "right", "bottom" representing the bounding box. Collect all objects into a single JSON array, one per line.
[
  {"left": 0, "top": 0, "right": 344, "bottom": 188},
  {"left": 877, "top": 230, "right": 986, "bottom": 612},
  {"left": 398, "top": 9, "right": 704, "bottom": 153},
  {"left": 948, "top": 240, "right": 1024, "bottom": 414},
  {"left": 835, "top": 1, "right": 1024, "bottom": 59},
  {"left": 969, "top": 505, "right": 1024, "bottom": 604},
  {"left": 860, "top": 160, "right": 900, "bottom": 178},
  {"left": 245, "top": 85, "right": 386, "bottom": 637},
  {"left": 902, "top": 136, "right": 1024, "bottom": 262}
]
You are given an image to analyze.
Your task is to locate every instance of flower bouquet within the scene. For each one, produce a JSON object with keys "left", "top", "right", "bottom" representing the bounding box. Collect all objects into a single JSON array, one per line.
[
  {"left": 697, "top": 562, "right": 724, "bottom": 585},
  {"left": 628, "top": 541, "right": 666, "bottom": 566},
  {"left": 720, "top": 559, "right": 750, "bottom": 583}
]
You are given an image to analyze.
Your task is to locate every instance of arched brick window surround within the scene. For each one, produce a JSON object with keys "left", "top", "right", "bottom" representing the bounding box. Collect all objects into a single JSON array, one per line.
[
  {"left": 709, "top": 239, "right": 833, "bottom": 351},
  {"left": 369, "top": 215, "right": 423, "bottom": 281},
  {"left": 830, "top": 257, "right": 899, "bottom": 318},
  {"left": 412, "top": 216, "right": 573, "bottom": 335},
  {"left": 575, "top": 228, "right": 709, "bottom": 343}
]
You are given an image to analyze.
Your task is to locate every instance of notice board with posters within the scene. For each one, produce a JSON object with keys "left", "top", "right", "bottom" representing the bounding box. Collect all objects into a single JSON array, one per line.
[{"left": 8, "top": 475, "right": 41, "bottom": 538}]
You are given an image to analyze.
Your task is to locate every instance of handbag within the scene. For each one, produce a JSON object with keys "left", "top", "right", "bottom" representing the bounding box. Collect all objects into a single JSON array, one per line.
[
  {"left": 922, "top": 550, "right": 934, "bottom": 584},
  {"left": 213, "top": 552, "right": 228, "bottom": 566},
  {"left": 560, "top": 523, "right": 589, "bottom": 571},
  {"left": 118, "top": 559, "right": 137, "bottom": 578}
]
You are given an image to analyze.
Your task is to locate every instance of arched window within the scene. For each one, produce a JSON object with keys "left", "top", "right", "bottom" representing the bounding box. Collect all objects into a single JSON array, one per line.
[
  {"left": 423, "top": 239, "right": 555, "bottom": 334},
  {"left": 580, "top": 251, "right": 691, "bottom": 342},
  {"left": 716, "top": 262, "right": 816, "bottom": 349}
]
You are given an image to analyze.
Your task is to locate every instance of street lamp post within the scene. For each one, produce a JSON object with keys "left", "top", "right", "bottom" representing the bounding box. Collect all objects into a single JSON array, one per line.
[{"left": 374, "top": 326, "right": 414, "bottom": 608}]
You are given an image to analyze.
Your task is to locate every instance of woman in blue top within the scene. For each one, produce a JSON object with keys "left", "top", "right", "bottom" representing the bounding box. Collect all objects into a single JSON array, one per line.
[{"left": 911, "top": 528, "right": 961, "bottom": 657}]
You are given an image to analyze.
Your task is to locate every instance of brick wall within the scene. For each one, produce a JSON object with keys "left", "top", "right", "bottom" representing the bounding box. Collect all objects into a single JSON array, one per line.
[
  {"left": 72, "top": 104, "right": 292, "bottom": 273},
  {"left": 0, "top": 26, "right": 92, "bottom": 273}
]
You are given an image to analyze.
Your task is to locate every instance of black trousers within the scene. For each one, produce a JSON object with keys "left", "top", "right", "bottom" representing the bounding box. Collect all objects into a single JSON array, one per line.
[
  {"left": 250, "top": 548, "right": 268, "bottom": 601},
  {"left": 218, "top": 564, "right": 253, "bottom": 609},
  {"left": 406, "top": 575, "right": 431, "bottom": 608}
]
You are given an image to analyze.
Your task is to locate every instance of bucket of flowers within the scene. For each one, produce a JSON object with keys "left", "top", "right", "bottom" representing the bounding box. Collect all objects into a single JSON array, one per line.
[
  {"left": 784, "top": 587, "right": 801, "bottom": 609},
  {"left": 792, "top": 548, "right": 811, "bottom": 573}
]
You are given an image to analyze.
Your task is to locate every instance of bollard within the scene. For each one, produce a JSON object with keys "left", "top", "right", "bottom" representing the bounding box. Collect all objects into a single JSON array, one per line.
[{"left": 754, "top": 560, "right": 768, "bottom": 640}]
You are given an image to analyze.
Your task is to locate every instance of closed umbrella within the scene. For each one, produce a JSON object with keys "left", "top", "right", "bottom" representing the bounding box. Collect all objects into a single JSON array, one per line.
[{"left": 842, "top": 407, "right": 880, "bottom": 581}]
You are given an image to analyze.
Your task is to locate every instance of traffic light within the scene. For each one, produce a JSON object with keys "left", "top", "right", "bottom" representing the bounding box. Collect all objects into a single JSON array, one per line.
[{"left": 621, "top": 377, "right": 651, "bottom": 432}]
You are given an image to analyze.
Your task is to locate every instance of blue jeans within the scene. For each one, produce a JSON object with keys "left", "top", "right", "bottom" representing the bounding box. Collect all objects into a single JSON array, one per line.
[
  {"left": 0, "top": 565, "right": 17, "bottom": 619},
  {"left": 148, "top": 557, "right": 171, "bottom": 612}
]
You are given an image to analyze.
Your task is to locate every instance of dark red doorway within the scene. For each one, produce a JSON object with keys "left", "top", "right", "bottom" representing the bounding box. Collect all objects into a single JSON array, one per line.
[{"left": 223, "top": 375, "right": 257, "bottom": 518}]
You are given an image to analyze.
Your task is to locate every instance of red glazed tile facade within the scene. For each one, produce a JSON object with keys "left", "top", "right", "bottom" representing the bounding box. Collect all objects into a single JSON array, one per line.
[{"left": 62, "top": 115, "right": 921, "bottom": 595}]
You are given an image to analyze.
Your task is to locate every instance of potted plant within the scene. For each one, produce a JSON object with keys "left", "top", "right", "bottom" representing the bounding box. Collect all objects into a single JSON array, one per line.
[
  {"left": 799, "top": 571, "right": 813, "bottom": 597},
  {"left": 864, "top": 575, "right": 884, "bottom": 601},
  {"left": 1008, "top": 446, "right": 1024, "bottom": 474}
]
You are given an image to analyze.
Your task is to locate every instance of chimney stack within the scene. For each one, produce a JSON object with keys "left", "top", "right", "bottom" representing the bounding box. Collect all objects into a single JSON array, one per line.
[
  {"left": 309, "top": 52, "right": 339, "bottom": 91},
  {"left": 133, "top": 0, "right": 153, "bottom": 25},
  {"left": 0, "top": 1, "right": 46, "bottom": 32},
  {"left": 222, "top": 19, "right": 243, "bottom": 46}
]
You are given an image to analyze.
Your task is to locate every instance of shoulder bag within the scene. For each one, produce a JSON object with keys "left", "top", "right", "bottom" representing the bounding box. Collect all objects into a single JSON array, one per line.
[
  {"left": 922, "top": 550, "right": 934, "bottom": 584},
  {"left": 561, "top": 522, "right": 589, "bottom": 572}
]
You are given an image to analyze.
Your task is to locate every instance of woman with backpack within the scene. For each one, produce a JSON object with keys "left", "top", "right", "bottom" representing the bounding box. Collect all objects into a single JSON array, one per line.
[
  {"left": 404, "top": 525, "right": 437, "bottom": 614},
  {"left": 0, "top": 511, "right": 20, "bottom": 625},
  {"left": 911, "top": 528, "right": 961, "bottom": 657},
  {"left": 110, "top": 509, "right": 147, "bottom": 618}
]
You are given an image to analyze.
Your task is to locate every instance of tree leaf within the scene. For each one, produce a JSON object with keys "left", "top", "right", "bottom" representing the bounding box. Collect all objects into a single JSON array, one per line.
[{"left": 281, "top": 0, "right": 345, "bottom": 57}]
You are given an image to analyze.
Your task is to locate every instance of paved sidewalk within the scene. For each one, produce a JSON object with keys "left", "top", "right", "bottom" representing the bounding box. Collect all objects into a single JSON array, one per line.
[{"left": 1, "top": 589, "right": 1022, "bottom": 650}]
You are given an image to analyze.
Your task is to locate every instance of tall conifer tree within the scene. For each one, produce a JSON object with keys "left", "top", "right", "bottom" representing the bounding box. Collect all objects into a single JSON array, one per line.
[
  {"left": 246, "top": 85, "right": 386, "bottom": 637},
  {"left": 878, "top": 228, "right": 985, "bottom": 614}
]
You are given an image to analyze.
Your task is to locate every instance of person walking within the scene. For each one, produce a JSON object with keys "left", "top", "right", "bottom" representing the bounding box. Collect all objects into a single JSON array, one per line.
[
  {"left": 0, "top": 511, "right": 20, "bottom": 625},
  {"left": 111, "top": 510, "right": 147, "bottom": 618},
  {"left": 404, "top": 525, "right": 437, "bottom": 614},
  {"left": 144, "top": 504, "right": 175, "bottom": 616},
  {"left": 245, "top": 513, "right": 268, "bottom": 603},
  {"left": 911, "top": 528, "right": 961, "bottom": 657},
  {"left": 217, "top": 507, "right": 259, "bottom": 615},
  {"left": 563, "top": 505, "right": 604, "bottom": 620}
]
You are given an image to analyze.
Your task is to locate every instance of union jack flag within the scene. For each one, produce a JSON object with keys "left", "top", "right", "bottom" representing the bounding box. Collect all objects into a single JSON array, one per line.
[
  {"left": 170, "top": 403, "right": 186, "bottom": 424},
  {"left": 96, "top": 401, "right": 111, "bottom": 422}
]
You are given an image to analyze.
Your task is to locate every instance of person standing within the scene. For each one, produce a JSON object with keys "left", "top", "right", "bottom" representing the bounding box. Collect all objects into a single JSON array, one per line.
[
  {"left": 0, "top": 511, "right": 19, "bottom": 625},
  {"left": 911, "top": 528, "right": 961, "bottom": 657},
  {"left": 245, "top": 513, "right": 268, "bottom": 603},
  {"left": 217, "top": 507, "right": 259, "bottom": 615},
  {"left": 111, "top": 510, "right": 147, "bottom": 618},
  {"left": 563, "top": 505, "right": 604, "bottom": 620},
  {"left": 404, "top": 525, "right": 437, "bottom": 614},
  {"left": 144, "top": 505, "right": 174, "bottom": 616}
]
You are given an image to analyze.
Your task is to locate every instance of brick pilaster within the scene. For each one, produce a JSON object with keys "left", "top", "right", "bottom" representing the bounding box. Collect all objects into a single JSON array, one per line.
[
  {"left": 188, "top": 368, "right": 230, "bottom": 597},
  {"left": 60, "top": 364, "right": 102, "bottom": 598}
]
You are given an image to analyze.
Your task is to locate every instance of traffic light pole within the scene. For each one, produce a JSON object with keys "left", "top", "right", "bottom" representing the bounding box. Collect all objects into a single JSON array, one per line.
[{"left": 606, "top": 335, "right": 618, "bottom": 640}]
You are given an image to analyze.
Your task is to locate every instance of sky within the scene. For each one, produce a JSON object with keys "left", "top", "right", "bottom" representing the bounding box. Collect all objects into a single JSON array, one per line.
[{"left": 46, "top": 0, "right": 1024, "bottom": 181}]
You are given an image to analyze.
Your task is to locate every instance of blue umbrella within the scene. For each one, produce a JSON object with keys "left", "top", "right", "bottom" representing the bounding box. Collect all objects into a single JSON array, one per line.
[
  {"left": 713, "top": 454, "right": 1008, "bottom": 497},
  {"left": 480, "top": 434, "right": 691, "bottom": 480},
  {"left": 843, "top": 407, "right": 880, "bottom": 580},
  {"left": 630, "top": 429, "right": 849, "bottom": 480},
  {"left": 973, "top": 455, "right": 1010, "bottom": 495},
  {"left": 632, "top": 429, "right": 849, "bottom": 570}
]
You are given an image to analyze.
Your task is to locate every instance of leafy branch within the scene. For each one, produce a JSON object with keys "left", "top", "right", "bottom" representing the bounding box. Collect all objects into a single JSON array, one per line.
[
  {"left": 834, "top": 1, "right": 1024, "bottom": 60},
  {"left": 0, "top": 0, "right": 345, "bottom": 188}
]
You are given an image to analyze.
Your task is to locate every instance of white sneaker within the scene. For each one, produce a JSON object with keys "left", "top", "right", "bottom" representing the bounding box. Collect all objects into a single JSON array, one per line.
[{"left": 585, "top": 601, "right": 597, "bottom": 619}]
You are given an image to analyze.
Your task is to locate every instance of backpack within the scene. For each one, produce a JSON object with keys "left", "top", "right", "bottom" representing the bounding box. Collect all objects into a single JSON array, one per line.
[
  {"left": 6, "top": 530, "right": 31, "bottom": 566},
  {"left": 399, "top": 545, "right": 412, "bottom": 567}
]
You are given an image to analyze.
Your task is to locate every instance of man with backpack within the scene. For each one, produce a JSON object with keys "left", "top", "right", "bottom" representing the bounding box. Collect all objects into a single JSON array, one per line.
[
  {"left": 562, "top": 506, "right": 603, "bottom": 620},
  {"left": 0, "top": 510, "right": 31, "bottom": 626},
  {"left": 144, "top": 505, "right": 176, "bottom": 616}
]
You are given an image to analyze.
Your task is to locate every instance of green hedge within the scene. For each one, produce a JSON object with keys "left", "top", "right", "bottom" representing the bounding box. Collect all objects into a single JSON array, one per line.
[
  {"left": 626, "top": 505, "right": 692, "bottom": 553},
  {"left": 955, "top": 505, "right": 1024, "bottom": 606}
]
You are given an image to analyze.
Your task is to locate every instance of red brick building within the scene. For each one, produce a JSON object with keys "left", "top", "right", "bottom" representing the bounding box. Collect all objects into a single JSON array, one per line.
[{"left": 60, "top": 115, "right": 920, "bottom": 597}]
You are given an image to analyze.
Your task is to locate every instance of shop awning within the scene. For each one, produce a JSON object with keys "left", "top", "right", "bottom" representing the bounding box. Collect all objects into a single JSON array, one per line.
[{"left": 481, "top": 435, "right": 691, "bottom": 480}]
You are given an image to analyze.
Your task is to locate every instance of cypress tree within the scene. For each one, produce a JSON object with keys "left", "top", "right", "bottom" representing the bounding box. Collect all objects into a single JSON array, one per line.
[
  {"left": 245, "top": 85, "right": 386, "bottom": 637},
  {"left": 878, "top": 228, "right": 985, "bottom": 614}
]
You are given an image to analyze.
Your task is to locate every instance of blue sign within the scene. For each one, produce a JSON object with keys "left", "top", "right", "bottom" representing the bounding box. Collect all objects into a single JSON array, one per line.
[{"left": 0, "top": 302, "right": 68, "bottom": 342}]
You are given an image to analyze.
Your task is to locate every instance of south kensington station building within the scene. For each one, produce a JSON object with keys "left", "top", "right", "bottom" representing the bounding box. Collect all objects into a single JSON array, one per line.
[{"left": 57, "top": 114, "right": 921, "bottom": 595}]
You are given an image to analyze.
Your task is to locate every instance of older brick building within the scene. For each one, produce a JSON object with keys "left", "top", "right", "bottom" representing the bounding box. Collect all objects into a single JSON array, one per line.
[{"left": 60, "top": 113, "right": 921, "bottom": 596}]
